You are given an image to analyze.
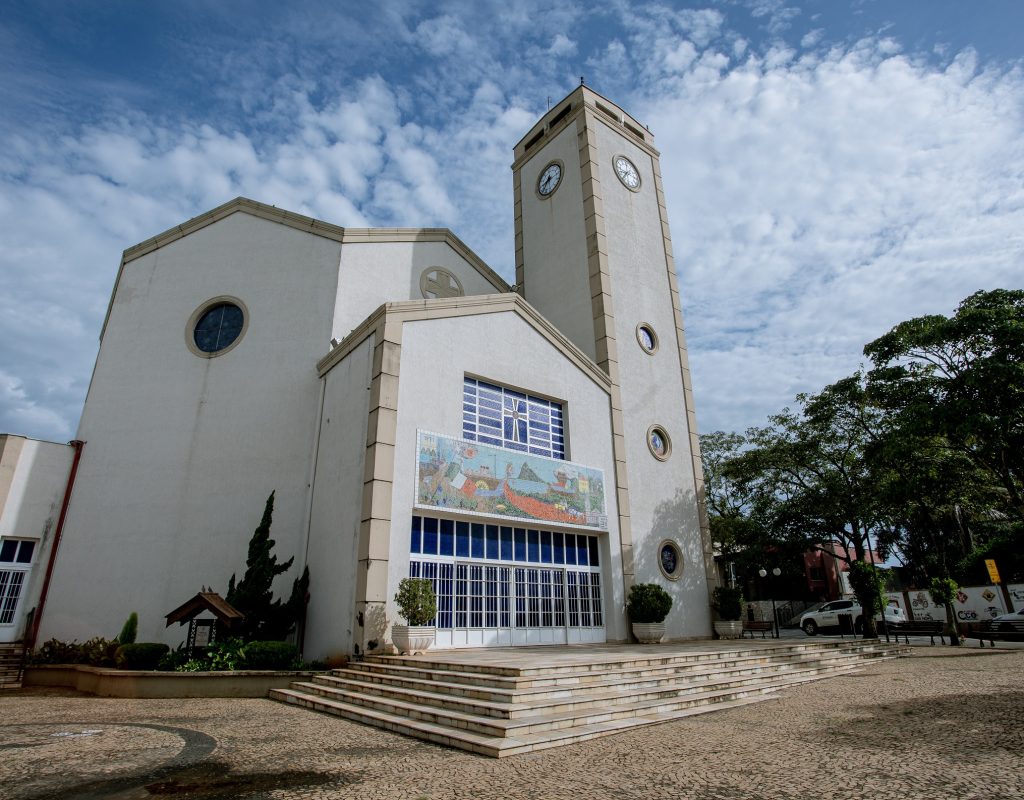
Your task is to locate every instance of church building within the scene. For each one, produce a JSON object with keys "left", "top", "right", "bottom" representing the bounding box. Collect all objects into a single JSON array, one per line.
[{"left": 5, "top": 87, "right": 717, "bottom": 659}]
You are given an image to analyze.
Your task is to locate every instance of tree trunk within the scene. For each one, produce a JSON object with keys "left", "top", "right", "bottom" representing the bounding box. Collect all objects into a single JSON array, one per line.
[{"left": 944, "top": 602, "right": 961, "bottom": 646}]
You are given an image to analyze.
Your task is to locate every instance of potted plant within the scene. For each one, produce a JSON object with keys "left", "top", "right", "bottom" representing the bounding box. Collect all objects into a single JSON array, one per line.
[
  {"left": 626, "top": 583, "right": 673, "bottom": 643},
  {"left": 392, "top": 578, "right": 438, "bottom": 655},
  {"left": 712, "top": 586, "right": 744, "bottom": 639}
]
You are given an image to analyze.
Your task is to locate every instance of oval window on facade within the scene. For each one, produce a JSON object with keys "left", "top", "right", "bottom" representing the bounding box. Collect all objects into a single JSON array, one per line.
[
  {"left": 187, "top": 298, "right": 248, "bottom": 357},
  {"left": 636, "top": 323, "right": 658, "bottom": 354},
  {"left": 659, "top": 540, "right": 683, "bottom": 581},
  {"left": 647, "top": 425, "right": 671, "bottom": 461}
]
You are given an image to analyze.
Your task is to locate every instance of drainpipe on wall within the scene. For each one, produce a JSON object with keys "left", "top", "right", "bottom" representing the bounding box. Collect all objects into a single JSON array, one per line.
[{"left": 25, "top": 439, "right": 84, "bottom": 650}]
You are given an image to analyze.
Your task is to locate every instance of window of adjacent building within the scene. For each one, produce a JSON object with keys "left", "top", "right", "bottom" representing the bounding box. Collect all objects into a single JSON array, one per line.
[
  {"left": 0, "top": 538, "right": 35, "bottom": 625},
  {"left": 809, "top": 567, "right": 825, "bottom": 582},
  {"left": 462, "top": 377, "right": 565, "bottom": 460}
]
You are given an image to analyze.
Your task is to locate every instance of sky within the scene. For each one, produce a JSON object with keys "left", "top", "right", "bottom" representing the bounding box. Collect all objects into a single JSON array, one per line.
[{"left": 2, "top": 0, "right": 1022, "bottom": 443}]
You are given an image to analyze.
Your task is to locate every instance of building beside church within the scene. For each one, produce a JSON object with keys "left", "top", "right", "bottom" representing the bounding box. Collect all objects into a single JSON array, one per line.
[{"left": 3, "top": 87, "right": 717, "bottom": 659}]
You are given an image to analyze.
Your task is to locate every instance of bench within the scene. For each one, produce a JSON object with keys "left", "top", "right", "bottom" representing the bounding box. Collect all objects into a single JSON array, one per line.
[
  {"left": 962, "top": 619, "right": 1024, "bottom": 647},
  {"left": 889, "top": 620, "right": 945, "bottom": 645},
  {"left": 742, "top": 620, "right": 774, "bottom": 639}
]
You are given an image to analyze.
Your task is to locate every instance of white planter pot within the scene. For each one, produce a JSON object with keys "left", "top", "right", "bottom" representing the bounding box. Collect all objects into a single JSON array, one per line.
[
  {"left": 391, "top": 625, "right": 436, "bottom": 655},
  {"left": 632, "top": 622, "right": 666, "bottom": 644},
  {"left": 714, "top": 620, "right": 743, "bottom": 640}
]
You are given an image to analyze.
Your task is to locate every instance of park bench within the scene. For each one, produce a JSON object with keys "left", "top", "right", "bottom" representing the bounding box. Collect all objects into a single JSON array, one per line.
[
  {"left": 962, "top": 619, "right": 1024, "bottom": 647},
  {"left": 742, "top": 620, "right": 774, "bottom": 639},
  {"left": 888, "top": 620, "right": 945, "bottom": 645}
]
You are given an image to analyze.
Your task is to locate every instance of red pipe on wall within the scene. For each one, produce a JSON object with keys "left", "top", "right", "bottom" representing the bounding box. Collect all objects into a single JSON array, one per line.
[{"left": 26, "top": 439, "right": 84, "bottom": 650}]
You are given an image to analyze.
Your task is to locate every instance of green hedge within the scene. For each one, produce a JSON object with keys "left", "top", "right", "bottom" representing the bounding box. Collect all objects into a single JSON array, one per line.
[
  {"left": 240, "top": 641, "right": 298, "bottom": 670},
  {"left": 115, "top": 643, "right": 170, "bottom": 670}
]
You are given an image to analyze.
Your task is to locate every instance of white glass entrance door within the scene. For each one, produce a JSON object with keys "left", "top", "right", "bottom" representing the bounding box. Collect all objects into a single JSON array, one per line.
[{"left": 407, "top": 514, "right": 605, "bottom": 648}]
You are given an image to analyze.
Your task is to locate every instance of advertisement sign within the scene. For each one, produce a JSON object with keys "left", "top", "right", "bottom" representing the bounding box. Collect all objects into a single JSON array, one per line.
[
  {"left": 985, "top": 559, "right": 1002, "bottom": 584},
  {"left": 415, "top": 430, "right": 608, "bottom": 530}
]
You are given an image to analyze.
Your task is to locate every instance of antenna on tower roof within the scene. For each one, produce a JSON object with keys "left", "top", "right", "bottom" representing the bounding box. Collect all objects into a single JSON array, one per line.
[{"left": 580, "top": 75, "right": 585, "bottom": 86}]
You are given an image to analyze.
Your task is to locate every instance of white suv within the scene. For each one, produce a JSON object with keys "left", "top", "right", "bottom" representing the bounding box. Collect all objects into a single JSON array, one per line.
[{"left": 800, "top": 600, "right": 906, "bottom": 636}]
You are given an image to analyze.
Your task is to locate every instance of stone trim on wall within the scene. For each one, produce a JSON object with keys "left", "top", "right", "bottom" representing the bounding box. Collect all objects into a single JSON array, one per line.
[
  {"left": 0, "top": 434, "right": 26, "bottom": 519},
  {"left": 319, "top": 293, "right": 615, "bottom": 654},
  {"left": 649, "top": 153, "right": 718, "bottom": 593},
  {"left": 103, "top": 197, "right": 509, "bottom": 342},
  {"left": 577, "top": 109, "right": 636, "bottom": 598}
]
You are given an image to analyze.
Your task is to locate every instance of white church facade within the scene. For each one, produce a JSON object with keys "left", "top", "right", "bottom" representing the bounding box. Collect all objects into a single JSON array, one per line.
[{"left": 3, "top": 87, "right": 717, "bottom": 660}]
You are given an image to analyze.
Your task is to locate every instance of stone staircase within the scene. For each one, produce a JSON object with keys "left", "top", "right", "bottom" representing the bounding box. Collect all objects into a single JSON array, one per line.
[
  {"left": 271, "top": 639, "right": 905, "bottom": 757},
  {"left": 0, "top": 643, "right": 27, "bottom": 690}
]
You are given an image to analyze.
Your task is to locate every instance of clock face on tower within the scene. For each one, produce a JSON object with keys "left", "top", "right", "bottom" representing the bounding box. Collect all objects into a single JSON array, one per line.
[
  {"left": 613, "top": 155, "right": 641, "bottom": 191},
  {"left": 537, "top": 161, "right": 563, "bottom": 197}
]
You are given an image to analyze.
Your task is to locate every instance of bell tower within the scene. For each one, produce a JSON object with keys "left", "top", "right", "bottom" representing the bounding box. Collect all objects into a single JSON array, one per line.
[{"left": 512, "top": 86, "right": 716, "bottom": 638}]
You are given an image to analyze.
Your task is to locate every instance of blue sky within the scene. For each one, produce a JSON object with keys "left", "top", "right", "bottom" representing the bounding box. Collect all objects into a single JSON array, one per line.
[{"left": 2, "top": 0, "right": 1023, "bottom": 442}]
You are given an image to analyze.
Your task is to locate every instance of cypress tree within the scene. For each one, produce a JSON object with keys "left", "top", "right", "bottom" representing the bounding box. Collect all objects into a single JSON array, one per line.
[{"left": 226, "top": 491, "right": 294, "bottom": 641}]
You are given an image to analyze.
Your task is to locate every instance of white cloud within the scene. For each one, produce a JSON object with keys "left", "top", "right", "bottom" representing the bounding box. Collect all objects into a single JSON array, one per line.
[
  {"left": 1, "top": 1, "right": 1022, "bottom": 446},
  {"left": 638, "top": 39, "right": 1024, "bottom": 433}
]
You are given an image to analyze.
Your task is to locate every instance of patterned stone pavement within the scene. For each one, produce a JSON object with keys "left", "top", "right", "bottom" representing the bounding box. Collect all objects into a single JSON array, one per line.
[{"left": 1, "top": 647, "right": 1021, "bottom": 800}]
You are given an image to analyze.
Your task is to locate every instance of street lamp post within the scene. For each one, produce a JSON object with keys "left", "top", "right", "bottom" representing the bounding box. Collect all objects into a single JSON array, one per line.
[{"left": 759, "top": 567, "right": 782, "bottom": 638}]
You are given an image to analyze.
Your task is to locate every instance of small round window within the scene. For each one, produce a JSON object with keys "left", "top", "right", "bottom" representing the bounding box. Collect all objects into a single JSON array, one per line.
[
  {"left": 659, "top": 540, "right": 683, "bottom": 581},
  {"left": 647, "top": 425, "right": 671, "bottom": 461},
  {"left": 636, "top": 323, "right": 659, "bottom": 354},
  {"left": 188, "top": 298, "right": 247, "bottom": 357}
]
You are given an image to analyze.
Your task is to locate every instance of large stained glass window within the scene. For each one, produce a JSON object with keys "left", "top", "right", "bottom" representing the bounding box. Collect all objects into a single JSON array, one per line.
[{"left": 462, "top": 377, "right": 565, "bottom": 459}]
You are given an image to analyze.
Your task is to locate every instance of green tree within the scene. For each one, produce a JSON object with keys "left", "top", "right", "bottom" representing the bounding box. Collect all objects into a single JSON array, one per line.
[
  {"left": 723, "top": 377, "right": 885, "bottom": 570},
  {"left": 847, "top": 561, "right": 884, "bottom": 639},
  {"left": 927, "top": 577, "right": 961, "bottom": 646},
  {"left": 865, "top": 289, "right": 1024, "bottom": 524},
  {"left": 226, "top": 492, "right": 296, "bottom": 641}
]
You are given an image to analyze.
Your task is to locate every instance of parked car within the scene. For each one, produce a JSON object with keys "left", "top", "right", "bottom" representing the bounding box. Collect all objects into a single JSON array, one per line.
[
  {"left": 992, "top": 608, "right": 1024, "bottom": 626},
  {"left": 800, "top": 600, "right": 906, "bottom": 636}
]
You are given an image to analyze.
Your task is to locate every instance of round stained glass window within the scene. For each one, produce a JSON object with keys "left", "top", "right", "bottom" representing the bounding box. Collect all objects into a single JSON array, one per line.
[
  {"left": 636, "top": 323, "right": 658, "bottom": 354},
  {"left": 188, "top": 298, "right": 247, "bottom": 357},
  {"left": 659, "top": 540, "right": 683, "bottom": 581},
  {"left": 647, "top": 425, "right": 671, "bottom": 460}
]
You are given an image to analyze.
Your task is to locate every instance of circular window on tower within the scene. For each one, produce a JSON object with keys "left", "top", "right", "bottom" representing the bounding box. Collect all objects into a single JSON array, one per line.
[
  {"left": 647, "top": 425, "right": 672, "bottom": 461},
  {"left": 659, "top": 540, "right": 683, "bottom": 581},
  {"left": 187, "top": 297, "right": 248, "bottom": 357},
  {"left": 636, "top": 323, "right": 659, "bottom": 354}
]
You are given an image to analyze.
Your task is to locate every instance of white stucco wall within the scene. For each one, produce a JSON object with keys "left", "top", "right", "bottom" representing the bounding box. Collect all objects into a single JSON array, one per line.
[
  {"left": 385, "top": 311, "right": 627, "bottom": 642},
  {"left": 303, "top": 336, "right": 374, "bottom": 660},
  {"left": 592, "top": 118, "right": 710, "bottom": 639},
  {"left": 517, "top": 122, "right": 597, "bottom": 362},
  {"left": 332, "top": 241, "right": 506, "bottom": 342},
  {"left": 0, "top": 436, "right": 73, "bottom": 641},
  {"left": 40, "top": 211, "right": 341, "bottom": 646}
]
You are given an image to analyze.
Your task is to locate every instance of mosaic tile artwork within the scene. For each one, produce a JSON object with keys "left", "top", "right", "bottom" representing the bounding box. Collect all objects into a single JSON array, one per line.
[{"left": 416, "top": 431, "right": 608, "bottom": 529}]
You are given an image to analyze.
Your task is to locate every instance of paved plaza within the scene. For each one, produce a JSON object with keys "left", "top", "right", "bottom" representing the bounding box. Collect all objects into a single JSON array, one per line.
[{"left": 1, "top": 646, "right": 1022, "bottom": 800}]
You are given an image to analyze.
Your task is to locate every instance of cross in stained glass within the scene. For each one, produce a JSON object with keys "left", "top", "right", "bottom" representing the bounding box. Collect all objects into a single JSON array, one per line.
[{"left": 503, "top": 396, "right": 527, "bottom": 444}]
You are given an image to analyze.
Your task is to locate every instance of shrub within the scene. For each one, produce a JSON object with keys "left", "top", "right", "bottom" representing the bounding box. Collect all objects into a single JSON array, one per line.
[
  {"left": 158, "top": 645, "right": 190, "bottom": 672},
  {"left": 31, "top": 638, "right": 83, "bottom": 665},
  {"left": 116, "top": 612, "right": 138, "bottom": 645},
  {"left": 115, "top": 643, "right": 169, "bottom": 670},
  {"left": 626, "top": 583, "right": 673, "bottom": 624},
  {"left": 240, "top": 641, "right": 299, "bottom": 670},
  {"left": 394, "top": 578, "right": 437, "bottom": 626},
  {"left": 31, "top": 637, "right": 118, "bottom": 666},
  {"left": 712, "top": 586, "right": 743, "bottom": 621}
]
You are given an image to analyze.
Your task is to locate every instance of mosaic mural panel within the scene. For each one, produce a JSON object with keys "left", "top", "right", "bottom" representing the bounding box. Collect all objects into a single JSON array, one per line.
[{"left": 415, "top": 431, "right": 608, "bottom": 530}]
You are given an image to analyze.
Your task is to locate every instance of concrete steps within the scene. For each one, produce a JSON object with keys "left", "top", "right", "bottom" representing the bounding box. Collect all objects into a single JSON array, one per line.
[
  {"left": 0, "top": 643, "right": 26, "bottom": 690},
  {"left": 270, "top": 640, "right": 905, "bottom": 757}
]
